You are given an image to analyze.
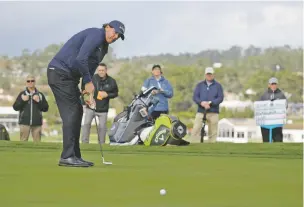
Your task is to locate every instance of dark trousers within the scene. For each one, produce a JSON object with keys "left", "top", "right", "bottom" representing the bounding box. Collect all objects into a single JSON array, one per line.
[
  {"left": 261, "top": 127, "right": 283, "bottom": 143},
  {"left": 150, "top": 111, "right": 168, "bottom": 120},
  {"left": 47, "top": 68, "right": 83, "bottom": 159}
]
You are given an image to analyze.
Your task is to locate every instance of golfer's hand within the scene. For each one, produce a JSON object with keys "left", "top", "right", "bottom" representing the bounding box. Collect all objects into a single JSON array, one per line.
[
  {"left": 33, "top": 95, "right": 40, "bottom": 102},
  {"left": 21, "top": 94, "right": 29, "bottom": 101},
  {"left": 152, "top": 90, "right": 159, "bottom": 95},
  {"left": 101, "top": 91, "right": 108, "bottom": 98},
  {"left": 200, "top": 101, "right": 210, "bottom": 109},
  {"left": 85, "top": 81, "right": 95, "bottom": 94},
  {"left": 83, "top": 92, "right": 96, "bottom": 109},
  {"left": 200, "top": 101, "right": 206, "bottom": 107}
]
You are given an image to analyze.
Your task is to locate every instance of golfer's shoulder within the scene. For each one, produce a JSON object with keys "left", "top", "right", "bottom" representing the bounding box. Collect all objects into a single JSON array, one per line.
[
  {"left": 195, "top": 80, "right": 205, "bottom": 87},
  {"left": 145, "top": 76, "right": 154, "bottom": 82},
  {"left": 79, "top": 28, "right": 105, "bottom": 40},
  {"left": 161, "top": 77, "right": 171, "bottom": 85},
  {"left": 213, "top": 80, "right": 222, "bottom": 87},
  {"left": 35, "top": 89, "right": 46, "bottom": 96},
  {"left": 107, "top": 75, "right": 117, "bottom": 83},
  {"left": 82, "top": 27, "right": 103, "bottom": 34}
]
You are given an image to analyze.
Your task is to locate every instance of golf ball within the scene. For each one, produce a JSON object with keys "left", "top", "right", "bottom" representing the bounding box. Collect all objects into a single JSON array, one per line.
[{"left": 160, "top": 189, "right": 166, "bottom": 196}]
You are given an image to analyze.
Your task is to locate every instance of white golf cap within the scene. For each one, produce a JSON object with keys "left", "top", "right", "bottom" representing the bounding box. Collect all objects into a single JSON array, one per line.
[
  {"left": 269, "top": 77, "right": 278, "bottom": 84},
  {"left": 205, "top": 67, "right": 214, "bottom": 74}
]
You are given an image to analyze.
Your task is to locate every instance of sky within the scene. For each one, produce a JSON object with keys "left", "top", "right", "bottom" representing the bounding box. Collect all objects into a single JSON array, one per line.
[{"left": 0, "top": 1, "right": 302, "bottom": 58}]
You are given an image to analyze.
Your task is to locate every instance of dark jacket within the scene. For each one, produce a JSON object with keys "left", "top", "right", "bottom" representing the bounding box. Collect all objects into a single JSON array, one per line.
[
  {"left": 260, "top": 88, "right": 288, "bottom": 107},
  {"left": 13, "top": 88, "right": 49, "bottom": 126},
  {"left": 260, "top": 88, "right": 287, "bottom": 101},
  {"left": 193, "top": 79, "right": 224, "bottom": 113},
  {"left": 48, "top": 28, "right": 108, "bottom": 85},
  {"left": 90, "top": 74, "right": 118, "bottom": 113}
]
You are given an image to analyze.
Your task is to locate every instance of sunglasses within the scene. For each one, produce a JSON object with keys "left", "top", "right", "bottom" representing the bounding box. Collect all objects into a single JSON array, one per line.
[{"left": 27, "top": 80, "right": 35, "bottom": 83}]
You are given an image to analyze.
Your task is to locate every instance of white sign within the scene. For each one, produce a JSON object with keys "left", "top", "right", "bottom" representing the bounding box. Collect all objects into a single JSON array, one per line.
[{"left": 254, "top": 99, "right": 287, "bottom": 126}]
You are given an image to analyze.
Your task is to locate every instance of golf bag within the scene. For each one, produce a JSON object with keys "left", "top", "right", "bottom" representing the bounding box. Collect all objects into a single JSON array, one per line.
[
  {"left": 135, "top": 114, "right": 189, "bottom": 146},
  {"left": 108, "top": 86, "right": 160, "bottom": 144},
  {"left": 0, "top": 124, "right": 10, "bottom": 141},
  {"left": 108, "top": 86, "right": 189, "bottom": 146}
]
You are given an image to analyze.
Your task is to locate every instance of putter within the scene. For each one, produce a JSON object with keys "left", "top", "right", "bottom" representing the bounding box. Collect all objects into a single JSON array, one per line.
[
  {"left": 94, "top": 114, "right": 113, "bottom": 165},
  {"left": 200, "top": 109, "right": 207, "bottom": 143}
]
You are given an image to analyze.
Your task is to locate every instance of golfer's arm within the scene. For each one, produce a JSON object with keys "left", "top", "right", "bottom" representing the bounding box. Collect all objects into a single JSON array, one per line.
[
  {"left": 74, "top": 34, "right": 102, "bottom": 85},
  {"left": 211, "top": 85, "right": 224, "bottom": 106},
  {"left": 162, "top": 82, "right": 173, "bottom": 98},
  {"left": 13, "top": 92, "right": 26, "bottom": 111},
  {"left": 107, "top": 81, "right": 119, "bottom": 99},
  {"left": 259, "top": 92, "right": 267, "bottom": 101},
  {"left": 38, "top": 94, "right": 49, "bottom": 112},
  {"left": 193, "top": 85, "right": 201, "bottom": 105}
]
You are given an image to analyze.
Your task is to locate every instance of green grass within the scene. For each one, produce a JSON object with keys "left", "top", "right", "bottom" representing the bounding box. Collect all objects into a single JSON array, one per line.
[{"left": 0, "top": 141, "right": 302, "bottom": 207}]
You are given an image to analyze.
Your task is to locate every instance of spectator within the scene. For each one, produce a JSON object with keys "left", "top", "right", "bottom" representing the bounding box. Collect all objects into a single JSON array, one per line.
[
  {"left": 81, "top": 63, "right": 118, "bottom": 144},
  {"left": 192, "top": 67, "right": 224, "bottom": 143},
  {"left": 259, "top": 77, "right": 287, "bottom": 142},
  {"left": 142, "top": 64, "right": 173, "bottom": 120},
  {"left": 13, "top": 75, "right": 49, "bottom": 142}
]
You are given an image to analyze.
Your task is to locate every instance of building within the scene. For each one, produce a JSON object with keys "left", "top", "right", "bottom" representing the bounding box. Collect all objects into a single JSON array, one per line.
[
  {"left": 188, "top": 118, "right": 303, "bottom": 143},
  {"left": 217, "top": 118, "right": 303, "bottom": 143},
  {"left": 217, "top": 118, "right": 260, "bottom": 143},
  {"left": 0, "top": 106, "right": 19, "bottom": 132},
  {"left": 283, "top": 123, "right": 304, "bottom": 143}
]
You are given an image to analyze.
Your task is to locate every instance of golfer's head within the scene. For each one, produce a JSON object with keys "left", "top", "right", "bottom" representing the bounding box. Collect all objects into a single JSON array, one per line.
[
  {"left": 152, "top": 64, "right": 162, "bottom": 76},
  {"left": 104, "top": 20, "right": 125, "bottom": 44},
  {"left": 97, "top": 63, "right": 107, "bottom": 78},
  {"left": 268, "top": 77, "right": 278, "bottom": 91},
  {"left": 204, "top": 67, "right": 214, "bottom": 81},
  {"left": 26, "top": 75, "right": 36, "bottom": 88}
]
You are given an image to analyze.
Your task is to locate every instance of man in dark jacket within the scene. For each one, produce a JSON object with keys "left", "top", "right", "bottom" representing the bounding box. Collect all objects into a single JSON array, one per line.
[
  {"left": 13, "top": 75, "right": 49, "bottom": 142},
  {"left": 259, "top": 77, "right": 287, "bottom": 142},
  {"left": 192, "top": 67, "right": 224, "bottom": 143},
  {"left": 81, "top": 63, "right": 118, "bottom": 144},
  {"left": 47, "top": 20, "right": 125, "bottom": 167}
]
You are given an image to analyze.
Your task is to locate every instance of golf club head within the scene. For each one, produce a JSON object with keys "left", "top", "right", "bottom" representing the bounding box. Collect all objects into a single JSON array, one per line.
[{"left": 102, "top": 157, "right": 113, "bottom": 165}]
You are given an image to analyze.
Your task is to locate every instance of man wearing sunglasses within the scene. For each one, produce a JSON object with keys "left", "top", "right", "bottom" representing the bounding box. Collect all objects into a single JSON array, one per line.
[
  {"left": 47, "top": 20, "right": 125, "bottom": 167},
  {"left": 259, "top": 77, "right": 287, "bottom": 142},
  {"left": 13, "top": 75, "right": 49, "bottom": 142}
]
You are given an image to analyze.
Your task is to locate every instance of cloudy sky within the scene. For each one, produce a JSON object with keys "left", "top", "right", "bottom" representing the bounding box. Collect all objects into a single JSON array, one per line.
[{"left": 0, "top": 1, "right": 302, "bottom": 58}]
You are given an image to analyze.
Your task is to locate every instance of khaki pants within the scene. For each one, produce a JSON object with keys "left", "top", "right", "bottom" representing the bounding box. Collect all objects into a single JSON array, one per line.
[
  {"left": 81, "top": 108, "right": 108, "bottom": 144},
  {"left": 191, "top": 112, "right": 219, "bottom": 143},
  {"left": 20, "top": 125, "right": 42, "bottom": 142}
]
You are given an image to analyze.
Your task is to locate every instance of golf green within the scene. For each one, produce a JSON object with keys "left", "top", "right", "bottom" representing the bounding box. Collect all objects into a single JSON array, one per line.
[{"left": 0, "top": 141, "right": 302, "bottom": 207}]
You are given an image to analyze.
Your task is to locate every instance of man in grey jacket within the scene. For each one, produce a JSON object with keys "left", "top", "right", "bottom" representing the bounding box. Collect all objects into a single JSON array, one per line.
[{"left": 259, "top": 77, "right": 287, "bottom": 142}]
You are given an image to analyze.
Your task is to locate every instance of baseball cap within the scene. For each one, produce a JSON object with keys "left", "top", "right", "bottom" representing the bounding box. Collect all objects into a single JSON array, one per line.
[
  {"left": 269, "top": 77, "right": 278, "bottom": 84},
  {"left": 205, "top": 67, "right": 214, "bottom": 74},
  {"left": 106, "top": 20, "right": 125, "bottom": 40},
  {"left": 152, "top": 64, "right": 161, "bottom": 70}
]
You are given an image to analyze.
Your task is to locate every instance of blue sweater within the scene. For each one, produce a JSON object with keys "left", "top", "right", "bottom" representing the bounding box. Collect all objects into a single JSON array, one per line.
[
  {"left": 193, "top": 80, "right": 224, "bottom": 113},
  {"left": 48, "top": 28, "right": 108, "bottom": 85},
  {"left": 143, "top": 76, "right": 173, "bottom": 112}
]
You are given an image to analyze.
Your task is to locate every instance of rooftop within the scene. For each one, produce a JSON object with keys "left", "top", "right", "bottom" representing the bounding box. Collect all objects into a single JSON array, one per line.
[{"left": 0, "top": 107, "right": 18, "bottom": 115}]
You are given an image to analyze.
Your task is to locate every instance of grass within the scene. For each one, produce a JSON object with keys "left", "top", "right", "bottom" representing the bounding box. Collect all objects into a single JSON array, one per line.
[
  {"left": 9, "top": 131, "right": 102, "bottom": 143},
  {"left": 0, "top": 141, "right": 302, "bottom": 207}
]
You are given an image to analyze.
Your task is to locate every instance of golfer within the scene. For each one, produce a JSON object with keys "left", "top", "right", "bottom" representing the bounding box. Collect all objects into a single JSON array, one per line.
[{"left": 47, "top": 20, "right": 125, "bottom": 167}]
